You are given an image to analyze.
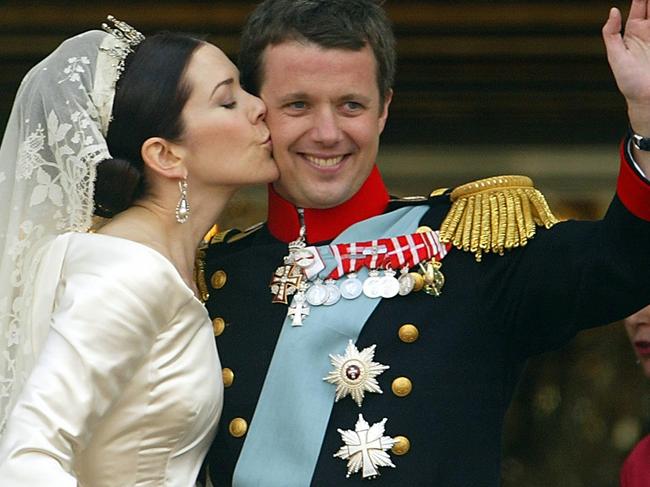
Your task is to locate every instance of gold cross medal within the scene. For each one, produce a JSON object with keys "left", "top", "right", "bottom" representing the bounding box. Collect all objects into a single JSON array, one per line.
[
  {"left": 334, "top": 414, "right": 396, "bottom": 479},
  {"left": 323, "top": 341, "right": 389, "bottom": 406},
  {"left": 270, "top": 264, "right": 303, "bottom": 304}
]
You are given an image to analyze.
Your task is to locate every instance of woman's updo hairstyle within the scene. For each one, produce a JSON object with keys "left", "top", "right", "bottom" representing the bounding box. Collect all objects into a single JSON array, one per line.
[{"left": 94, "top": 32, "right": 204, "bottom": 218}]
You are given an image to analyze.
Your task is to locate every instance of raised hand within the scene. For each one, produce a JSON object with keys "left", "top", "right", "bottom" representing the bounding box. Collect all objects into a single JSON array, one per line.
[
  {"left": 603, "top": 0, "right": 650, "bottom": 170},
  {"left": 603, "top": 1, "right": 650, "bottom": 106}
]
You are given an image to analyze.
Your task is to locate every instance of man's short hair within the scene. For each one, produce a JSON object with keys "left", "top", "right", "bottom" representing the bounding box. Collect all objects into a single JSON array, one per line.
[{"left": 239, "top": 0, "right": 396, "bottom": 105}]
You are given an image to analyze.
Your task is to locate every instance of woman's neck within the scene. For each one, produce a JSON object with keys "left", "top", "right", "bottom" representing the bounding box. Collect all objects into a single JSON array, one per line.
[{"left": 98, "top": 188, "right": 232, "bottom": 296}]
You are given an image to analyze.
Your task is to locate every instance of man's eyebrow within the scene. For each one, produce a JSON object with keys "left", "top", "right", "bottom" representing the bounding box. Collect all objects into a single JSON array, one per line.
[
  {"left": 277, "top": 92, "right": 309, "bottom": 104},
  {"left": 275, "top": 93, "right": 373, "bottom": 104},
  {"left": 340, "top": 94, "right": 372, "bottom": 103}
]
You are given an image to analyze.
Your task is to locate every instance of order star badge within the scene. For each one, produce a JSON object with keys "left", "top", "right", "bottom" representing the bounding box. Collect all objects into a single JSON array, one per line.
[
  {"left": 324, "top": 340, "right": 389, "bottom": 407},
  {"left": 334, "top": 414, "right": 396, "bottom": 479}
]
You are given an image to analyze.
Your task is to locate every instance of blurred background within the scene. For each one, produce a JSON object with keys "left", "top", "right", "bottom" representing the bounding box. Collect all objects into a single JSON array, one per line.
[{"left": 1, "top": 1, "right": 646, "bottom": 485}]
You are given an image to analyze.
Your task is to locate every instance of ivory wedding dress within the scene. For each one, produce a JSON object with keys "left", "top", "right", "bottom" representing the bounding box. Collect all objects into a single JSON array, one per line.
[{"left": 0, "top": 232, "right": 223, "bottom": 486}]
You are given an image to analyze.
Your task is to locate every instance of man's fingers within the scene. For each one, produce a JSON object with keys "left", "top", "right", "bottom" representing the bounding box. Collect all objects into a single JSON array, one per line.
[
  {"left": 628, "top": 0, "right": 648, "bottom": 22},
  {"left": 603, "top": 7, "right": 626, "bottom": 62},
  {"left": 603, "top": 7, "right": 623, "bottom": 37}
]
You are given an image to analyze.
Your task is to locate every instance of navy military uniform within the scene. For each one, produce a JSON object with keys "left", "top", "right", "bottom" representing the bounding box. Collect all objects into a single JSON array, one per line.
[{"left": 202, "top": 148, "right": 650, "bottom": 486}]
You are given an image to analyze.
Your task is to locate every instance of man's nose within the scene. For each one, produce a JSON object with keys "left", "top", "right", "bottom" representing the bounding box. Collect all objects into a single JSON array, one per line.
[{"left": 311, "top": 107, "right": 343, "bottom": 145}]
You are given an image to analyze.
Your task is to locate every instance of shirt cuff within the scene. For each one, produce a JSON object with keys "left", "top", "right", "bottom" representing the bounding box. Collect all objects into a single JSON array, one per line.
[
  {"left": 618, "top": 138, "right": 650, "bottom": 221},
  {"left": 626, "top": 138, "right": 650, "bottom": 181}
]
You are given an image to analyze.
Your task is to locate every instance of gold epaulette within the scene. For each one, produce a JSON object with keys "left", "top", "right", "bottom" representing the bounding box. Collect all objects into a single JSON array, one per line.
[
  {"left": 209, "top": 229, "right": 233, "bottom": 245},
  {"left": 203, "top": 224, "right": 219, "bottom": 243},
  {"left": 439, "top": 175, "right": 559, "bottom": 262},
  {"left": 227, "top": 222, "right": 263, "bottom": 243},
  {"left": 429, "top": 187, "right": 448, "bottom": 197}
]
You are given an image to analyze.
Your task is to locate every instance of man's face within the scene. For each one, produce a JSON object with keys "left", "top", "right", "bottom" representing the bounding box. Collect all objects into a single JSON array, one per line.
[{"left": 259, "top": 41, "right": 392, "bottom": 209}]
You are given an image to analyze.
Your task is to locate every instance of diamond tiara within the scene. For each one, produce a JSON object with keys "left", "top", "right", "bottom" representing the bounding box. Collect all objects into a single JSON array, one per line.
[
  {"left": 100, "top": 15, "right": 145, "bottom": 82},
  {"left": 95, "top": 15, "right": 145, "bottom": 135}
]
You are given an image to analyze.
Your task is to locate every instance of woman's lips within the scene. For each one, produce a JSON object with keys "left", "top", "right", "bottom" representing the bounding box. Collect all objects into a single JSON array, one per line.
[{"left": 635, "top": 340, "right": 650, "bottom": 357}]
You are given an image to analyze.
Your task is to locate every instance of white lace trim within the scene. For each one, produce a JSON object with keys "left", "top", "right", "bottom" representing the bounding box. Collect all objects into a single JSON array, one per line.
[{"left": 0, "top": 30, "right": 113, "bottom": 432}]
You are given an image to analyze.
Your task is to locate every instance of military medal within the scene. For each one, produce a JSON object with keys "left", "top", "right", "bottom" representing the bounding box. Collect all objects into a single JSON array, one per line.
[
  {"left": 421, "top": 259, "right": 445, "bottom": 296},
  {"left": 269, "top": 264, "right": 303, "bottom": 304},
  {"left": 362, "top": 270, "right": 382, "bottom": 298},
  {"left": 340, "top": 273, "right": 363, "bottom": 300},
  {"left": 334, "top": 414, "right": 396, "bottom": 479},
  {"left": 287, "top": 290, "right": 309, "bottom": 326},
  {"left": 397, "top": 268, "right": 415, "bottom": 296},
  {"left": 306, "top": 278, "right": 328, "bottom": 306},
  {"left": 379, "top": 269, "right": 400, "bottom": 298},
  {"left": 323, "top": 279, "right": 341, "bottom": 306},
  {"left": 323, "top": 340, "right": 389, "bottom": 406},
  {"left": 272, "top": 226, "right": 452, "bottom": 324}
]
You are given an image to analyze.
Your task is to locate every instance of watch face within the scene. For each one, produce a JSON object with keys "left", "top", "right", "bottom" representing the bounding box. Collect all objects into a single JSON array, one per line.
[
  {"left": 632, "top": 132, "right": 650, "bottom": 151},
  {"left": 640, "top": 137, "right": 650, "bottom": 151}
]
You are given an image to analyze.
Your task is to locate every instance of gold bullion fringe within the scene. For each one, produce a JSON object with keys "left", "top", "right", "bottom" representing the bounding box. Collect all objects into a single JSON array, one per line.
[
  {"left": 194, "top": 243, "right": 210, "bottom": 303},
  {"left": 439, "top": 175, "right": 559, "bottom": 262}
]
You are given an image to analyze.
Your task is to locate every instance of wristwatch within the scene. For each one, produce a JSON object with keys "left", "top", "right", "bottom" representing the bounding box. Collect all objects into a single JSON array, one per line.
[{"left": 630, "top": 126, "right": 650, "bottom": 151}]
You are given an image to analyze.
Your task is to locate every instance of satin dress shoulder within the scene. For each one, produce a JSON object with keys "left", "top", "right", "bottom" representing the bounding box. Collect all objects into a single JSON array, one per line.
[{"left": 0, "top": 232, "right": 223, "bottom": 487}]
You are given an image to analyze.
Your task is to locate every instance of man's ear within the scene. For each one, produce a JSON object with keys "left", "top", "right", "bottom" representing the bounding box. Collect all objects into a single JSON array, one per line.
[
  {"left": 141, "top": 137, "right": 188, "bottom": 180},
  {"left": 378, "top": 89, "right": 393, "bottom": 135}
]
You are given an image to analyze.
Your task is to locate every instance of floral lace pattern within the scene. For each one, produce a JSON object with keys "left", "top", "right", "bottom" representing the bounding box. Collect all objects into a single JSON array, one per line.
[{"left": 0, "top": 31, "right": 111, "bottom": 432}]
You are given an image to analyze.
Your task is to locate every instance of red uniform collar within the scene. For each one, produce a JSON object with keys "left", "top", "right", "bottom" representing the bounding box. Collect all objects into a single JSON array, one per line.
[{"left": 267, "top": 165, "right": 390, "bottom": 244}]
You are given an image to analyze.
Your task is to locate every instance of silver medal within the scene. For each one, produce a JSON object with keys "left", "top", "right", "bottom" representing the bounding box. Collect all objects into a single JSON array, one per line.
[
  {"left": 362, "top": 270, "right": 382, "bottom": 299},
  {"left": 340, "top": 273, "right": 363, "bottom": 300},
  {"left": 379, "top": 269, "right": 400, "bottom": 298},
  {"left": 398, "top": 268, "right": 415, "bottom": 296},
  {"left": 306, "top": 279, "right": 328, "bottom": 306},
  {"left": 323, "top": 279, "right": 342, "bottom": 306},
  {"left": 288, "top": 291, "right": 310, "bottom": 326}
]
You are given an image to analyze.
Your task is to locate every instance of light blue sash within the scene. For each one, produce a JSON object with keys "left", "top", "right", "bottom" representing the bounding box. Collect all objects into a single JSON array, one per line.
[{"left": 233, "top": 205, "right": 429, "bottom": 487}]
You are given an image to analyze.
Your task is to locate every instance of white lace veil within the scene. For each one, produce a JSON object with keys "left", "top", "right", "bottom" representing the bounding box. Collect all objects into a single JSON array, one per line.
[{"left": 0, "top": 30, "right": 130, "bottom": 432}]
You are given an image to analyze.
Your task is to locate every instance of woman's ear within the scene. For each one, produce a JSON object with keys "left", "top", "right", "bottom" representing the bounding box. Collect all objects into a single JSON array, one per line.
[{"left": 141, "top": 137, "right": 188, "bottom": 180}]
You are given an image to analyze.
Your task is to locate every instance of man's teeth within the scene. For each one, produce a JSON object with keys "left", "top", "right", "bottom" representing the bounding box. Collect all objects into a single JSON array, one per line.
[{"left": 305, "top": 155, "right": 344, "bottom": 167}]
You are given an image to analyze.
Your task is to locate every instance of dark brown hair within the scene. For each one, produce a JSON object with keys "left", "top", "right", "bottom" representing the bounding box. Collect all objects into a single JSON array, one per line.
[
  {"left": 94, "top": 32, "right": 203, "bottom": 217},
  {"left": 238, "top": 0, "right": 395, "bottom": 106}
]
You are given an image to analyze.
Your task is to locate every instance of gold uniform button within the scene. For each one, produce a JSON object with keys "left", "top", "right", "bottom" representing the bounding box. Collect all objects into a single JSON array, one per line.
[
  {"left": 229, "top": 418, "right": 248, "bottom": 438},
  {"left": 222, "top": 368, "right": 234, "bottom": 388},
  {"left": 416, "top": 225, "right": 433, "bottom": 234},
  {"left": 392, "top": 436, "right": 411, "bottom": 455},
  {"left": 398, "top": 324, "right": 419, "bottom": 343},
  {"left": 392, "top": 377, "right": 413, "bottom": 397},
  {"left": 212, "top": 317, "right": 225, "bottom": 336},
  {"left": 211, "top": 270, "right": 227, "bottom": 289}
]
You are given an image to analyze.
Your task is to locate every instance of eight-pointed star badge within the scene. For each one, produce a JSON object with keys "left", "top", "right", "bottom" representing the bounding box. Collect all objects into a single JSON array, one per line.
[
  {"left": 334, "top": 414, "right": 396, "bottom": 479},
  {"left": 324, "top": 340, "right": 389, "bottom": 407}
]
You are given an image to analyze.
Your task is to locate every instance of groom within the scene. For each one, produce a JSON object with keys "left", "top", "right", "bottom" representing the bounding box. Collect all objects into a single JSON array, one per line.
[{"left": 202, "top": 0, "right": 650, "bottom": 485}]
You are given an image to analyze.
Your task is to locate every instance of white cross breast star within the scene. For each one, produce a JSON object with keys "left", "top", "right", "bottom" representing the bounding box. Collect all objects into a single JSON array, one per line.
[{"left": 334, "top": 414, "right": 396, "bottom": 479}]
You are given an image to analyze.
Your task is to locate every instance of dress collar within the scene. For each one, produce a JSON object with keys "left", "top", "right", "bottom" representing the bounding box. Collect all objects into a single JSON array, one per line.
[{"left": 267, "top": 165, "right": 390, "bottom": 244}]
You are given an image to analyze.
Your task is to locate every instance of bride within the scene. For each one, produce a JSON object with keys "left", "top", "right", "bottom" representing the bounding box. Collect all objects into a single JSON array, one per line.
[{"left": 0, "top": 17, "right": 277, "bottom": 485}]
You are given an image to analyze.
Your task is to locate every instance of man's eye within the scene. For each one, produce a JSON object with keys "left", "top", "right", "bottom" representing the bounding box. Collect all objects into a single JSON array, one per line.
[
  {"left": 344, "top": 101, "right": 363, "bottom": 110},
  {"left": 287, "top": 101, "right": 307, "bottom": 110}
]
